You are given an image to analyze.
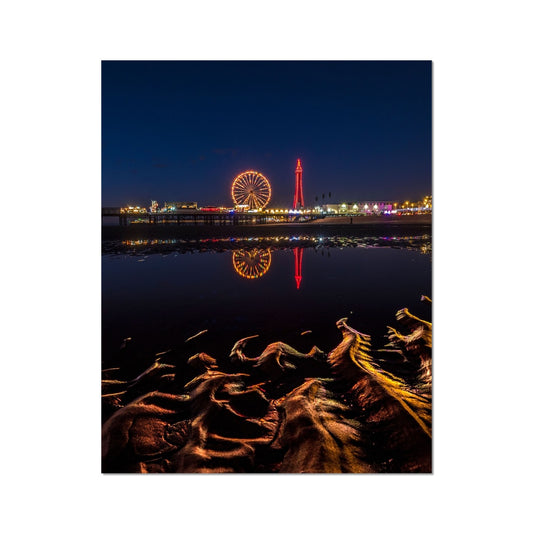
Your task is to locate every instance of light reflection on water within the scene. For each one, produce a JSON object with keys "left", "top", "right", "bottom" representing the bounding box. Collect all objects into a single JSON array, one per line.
[
  {"left": 102, "top": 236, "right": 431, "bottom": 368},
  {"left": 232, "top": 249, "right": 272, "bottom": 279},
  {"left": 113, "top": 233, "right": 432, "bottom": 253}
]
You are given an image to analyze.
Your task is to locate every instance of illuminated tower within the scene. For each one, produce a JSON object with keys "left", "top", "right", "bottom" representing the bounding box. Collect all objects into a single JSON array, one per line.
[{"left": 293, "top": 158, "right": 304, "bottom": 210}]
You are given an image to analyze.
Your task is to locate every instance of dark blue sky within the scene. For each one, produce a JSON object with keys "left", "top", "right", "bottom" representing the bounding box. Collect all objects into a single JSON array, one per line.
[{"left": 102, "top": 61, "right": 431, "bottom": 207}]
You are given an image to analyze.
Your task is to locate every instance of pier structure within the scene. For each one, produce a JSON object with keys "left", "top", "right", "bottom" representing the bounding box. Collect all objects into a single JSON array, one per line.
[{"left": 101, "top": 207, "right": 320, "bottom": 226}]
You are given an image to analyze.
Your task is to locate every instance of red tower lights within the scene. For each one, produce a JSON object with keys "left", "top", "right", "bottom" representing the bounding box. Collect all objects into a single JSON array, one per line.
[
  {"left": 293, "top": 247, "right": 303, "bottom": 289},
  {"left": 293, "top": 158, "right": 304, "bottom": 210},
  {"left": 293, "top": 158, "right": 304, "bottom": 288}
]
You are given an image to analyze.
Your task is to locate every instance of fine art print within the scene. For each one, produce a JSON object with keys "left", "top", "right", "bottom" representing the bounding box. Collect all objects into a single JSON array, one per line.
[{"left": 101, "top": 60, "right": 432, "bottom": 473}]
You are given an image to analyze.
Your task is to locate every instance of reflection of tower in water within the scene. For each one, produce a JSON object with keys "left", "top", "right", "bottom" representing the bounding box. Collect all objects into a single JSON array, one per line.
[
  {"left": 293, "top": 247, "right": 303, "bottom": 289},
  {"left": 232, "top": 249, "right": 272, "bottom": 279}
]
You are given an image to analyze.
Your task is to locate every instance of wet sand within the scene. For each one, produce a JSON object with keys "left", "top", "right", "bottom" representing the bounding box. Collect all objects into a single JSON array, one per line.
[
  {"left": 309, "top": 214, "right": 431, "bottom": 225},
  {"left": 102, "top": 215, "right": 432, "bottom": 242},
  {"left": 102, "top": 306, "right": 433, "bottom": 473}
]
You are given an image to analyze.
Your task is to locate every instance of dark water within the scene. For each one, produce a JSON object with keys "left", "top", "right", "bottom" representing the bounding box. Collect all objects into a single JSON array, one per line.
[{"left": 102, "top": 233, "right": 431, "bottom": 369}]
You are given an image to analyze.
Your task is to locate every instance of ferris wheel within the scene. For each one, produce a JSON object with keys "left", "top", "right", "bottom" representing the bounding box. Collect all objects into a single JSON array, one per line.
[
  {"left": 231, "top": 170, "right": 271, "bottom": 210},
  {"left": 232, "top": 249, "right": 272, "bottom": 279}
]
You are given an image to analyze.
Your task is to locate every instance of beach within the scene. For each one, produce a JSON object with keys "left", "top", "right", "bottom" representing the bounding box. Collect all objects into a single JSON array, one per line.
[{"left": 102, "top": 214, "right": 432, "bottom": 242}]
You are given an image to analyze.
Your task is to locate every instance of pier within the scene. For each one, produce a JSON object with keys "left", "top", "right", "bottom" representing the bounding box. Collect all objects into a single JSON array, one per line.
[{"left": 102, "top": 207, "right": 322, "bottom": 226}]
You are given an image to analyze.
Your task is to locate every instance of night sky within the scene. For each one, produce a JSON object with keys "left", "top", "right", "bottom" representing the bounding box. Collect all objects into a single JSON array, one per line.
[{"left": 102, "top": 61, "right": 431, "bottom": 208}]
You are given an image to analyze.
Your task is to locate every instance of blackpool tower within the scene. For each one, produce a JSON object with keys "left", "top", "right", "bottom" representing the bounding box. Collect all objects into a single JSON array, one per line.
[{"left": 293, "top": 158, "right": 304, "bottom": 210}]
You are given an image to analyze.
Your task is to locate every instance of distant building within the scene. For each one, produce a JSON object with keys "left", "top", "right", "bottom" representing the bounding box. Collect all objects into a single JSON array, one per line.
[
  {"left": 163, "top": 201, "right": 198, "bottom": 211},
  {"left": 120, "top": 205, "right": 147, "bottom": 214}
]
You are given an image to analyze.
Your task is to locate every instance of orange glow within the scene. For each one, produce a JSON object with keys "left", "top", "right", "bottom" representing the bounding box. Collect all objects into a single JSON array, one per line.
[
  {"left": 232, "top": 249, "right": 272, "bottom": 279},
  {"left": 231, "top": 170, "right": 271, "bottom": 210}
]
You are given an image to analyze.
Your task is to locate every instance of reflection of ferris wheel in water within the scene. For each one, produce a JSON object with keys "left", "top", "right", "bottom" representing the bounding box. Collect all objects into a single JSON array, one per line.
[
  {"left": 232, "top": 249, "right": 272, "bottom": 279},
  {"left": 231, "top": 170, "right": 271, "bottom": 210}
]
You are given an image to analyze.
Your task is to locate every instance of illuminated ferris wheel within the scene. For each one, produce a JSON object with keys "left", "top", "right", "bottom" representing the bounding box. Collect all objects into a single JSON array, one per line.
[
  {"left": 231, "top": 170, "right": 271, "bottom": 210},
  {"left": 232, "top": 249, "right": 272, "bottom": 279}
]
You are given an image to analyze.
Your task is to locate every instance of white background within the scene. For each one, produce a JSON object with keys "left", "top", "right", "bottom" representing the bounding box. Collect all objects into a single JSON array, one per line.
[{"left": 2, "top": 1, "right": 531, "bottom": 531}]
